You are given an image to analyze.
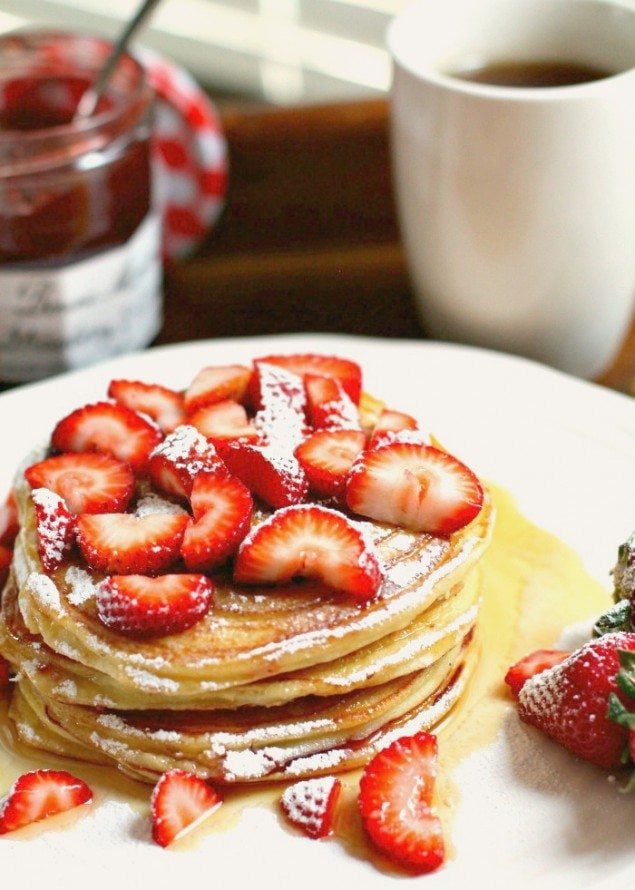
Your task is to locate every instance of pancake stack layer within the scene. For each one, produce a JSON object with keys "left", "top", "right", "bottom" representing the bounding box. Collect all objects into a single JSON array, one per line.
[{"left": 0, "top": 354, "right": 493, "bottom": 785}]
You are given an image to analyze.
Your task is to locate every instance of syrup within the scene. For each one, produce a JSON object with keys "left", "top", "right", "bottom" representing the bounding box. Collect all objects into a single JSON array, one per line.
[{"left": 0, "top": 485, "right": 612, "bottom": 857}]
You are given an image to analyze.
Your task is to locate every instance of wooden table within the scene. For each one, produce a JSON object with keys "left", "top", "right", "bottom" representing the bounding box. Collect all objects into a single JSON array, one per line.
[{"left": 159, "top": 99, "right": 635, "bottom": 395}]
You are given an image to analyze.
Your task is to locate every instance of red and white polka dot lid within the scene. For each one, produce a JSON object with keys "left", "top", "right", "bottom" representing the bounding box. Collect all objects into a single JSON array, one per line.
[{"left": 136, "top": 46, "right": 228, "bottom": 262}]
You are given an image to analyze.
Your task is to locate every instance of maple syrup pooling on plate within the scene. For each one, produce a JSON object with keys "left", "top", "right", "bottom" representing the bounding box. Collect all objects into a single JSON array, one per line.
[
  {"left": 0, "top": 487, "right": 612, "bottom": 853},
  {"left": 0, "top": 30, "right": 162, "bottom": 384}
]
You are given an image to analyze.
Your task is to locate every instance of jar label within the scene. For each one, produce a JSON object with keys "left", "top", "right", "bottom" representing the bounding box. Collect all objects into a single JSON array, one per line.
[{"left": 0, "top": 213, "right": 162, "bottom": 383}]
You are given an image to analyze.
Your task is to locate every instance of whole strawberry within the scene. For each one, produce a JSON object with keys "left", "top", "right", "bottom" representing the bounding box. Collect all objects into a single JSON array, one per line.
[{"left": 517, "top": 631, "right": 635, "bottom": 769}]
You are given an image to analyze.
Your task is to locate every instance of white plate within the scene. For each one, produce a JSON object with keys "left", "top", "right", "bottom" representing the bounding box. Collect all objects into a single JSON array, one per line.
[{"left": 1, "top": 334, "right": 634, "bottom": 888}]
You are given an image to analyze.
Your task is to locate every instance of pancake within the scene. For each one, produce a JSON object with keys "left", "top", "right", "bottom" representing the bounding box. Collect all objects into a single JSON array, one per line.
[
  {"left": 12, "top": 470, "right": 492, "bottom": 694},
  {"left": 0, "top": 355, "right": 493, "bottom": 786},
  {"left": 10, "top": 642, "right": 474, "bottom": 784},
  {"left": 2, "top": 568, "right": 480, "bottom": 709}
]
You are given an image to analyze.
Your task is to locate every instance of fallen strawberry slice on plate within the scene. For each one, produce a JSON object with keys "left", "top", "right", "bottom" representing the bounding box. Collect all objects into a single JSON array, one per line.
[
  {"left": 0, "top": 769, "right": 92, "bottom": 834},
  {"left": 184, "top": 364, "right": 251, "bottom": 414},
  {"left": 280, "top": 776, "right": 342, "bottom": 839},
  {"left": 25, "top": 452, "right": 135, "bottom": 516},
  {"left": 234, "top": 503, "right": 383, "bottom": 600},
  {"left": 96, "top": 574, "right": 213, "bottom": 637},
  {"left": 76, "top": 512, "right": 189, "bottom": 575},
  {"left": 516, "top": 631, "right": 635, "bottom": 769},
  {"left": 147, "top": 425, "right": 229, "bottom": 499},
  {"left": 108, "top": 379, "right": 186, "bottom": 434},
  {"left": 358, "top": 731, "right": 444, "bottom": 873},
  {"left": 51, "top": 401, "right": 162, "bottom": 472},
  {"left": 346, "top": 442, "right": 483, "bottom": 536},
  {"left": 182, "top": 474, "right": 253, "bottom": 571},
  {"left": 151, "top": 769, "right": 222, "bottom": 847},
  {"left": 31, "top": 488, "right": 75, "bottom": 573},
  {"left": 504, "top": 648, "right": 570, "bottom": 699},
  {"left": 295, "top": 429, "right": 367, "bottom": 501}
]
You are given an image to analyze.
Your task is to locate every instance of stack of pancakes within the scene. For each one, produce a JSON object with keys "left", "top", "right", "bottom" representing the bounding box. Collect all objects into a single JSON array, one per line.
[{"left": 0, "top": 464, "right": 492, "bottom": 785}]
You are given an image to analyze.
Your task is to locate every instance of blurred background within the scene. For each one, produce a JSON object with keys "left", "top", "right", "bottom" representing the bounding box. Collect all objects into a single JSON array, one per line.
[{"left": 0, "top": 0, "right": 408, "bottom": 106}]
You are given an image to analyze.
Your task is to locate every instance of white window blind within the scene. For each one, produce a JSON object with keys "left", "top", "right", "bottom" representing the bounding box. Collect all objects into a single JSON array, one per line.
[{"left": 0, "top": 0, "right": 410, "bottom": 104}]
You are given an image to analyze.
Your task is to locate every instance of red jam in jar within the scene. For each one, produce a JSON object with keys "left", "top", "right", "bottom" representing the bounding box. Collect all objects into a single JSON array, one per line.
[{"left": 0, "top": 31, "right": 162, "bottom": 383}]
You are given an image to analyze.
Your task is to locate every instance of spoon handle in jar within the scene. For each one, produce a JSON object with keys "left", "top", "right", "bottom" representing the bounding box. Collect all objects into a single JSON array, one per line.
[{"left": 75, "top": 0, "right": 163, "bottom": 119}]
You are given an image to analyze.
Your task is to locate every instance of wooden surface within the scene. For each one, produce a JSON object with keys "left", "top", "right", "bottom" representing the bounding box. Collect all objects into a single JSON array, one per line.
[{"left": 160, "top": 99, "right": 635, "bottom": 395}]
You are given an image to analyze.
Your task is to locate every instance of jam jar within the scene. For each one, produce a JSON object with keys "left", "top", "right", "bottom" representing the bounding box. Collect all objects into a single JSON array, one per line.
[{"left": 0, "top": 31, "right": 161, "bottom": 383}]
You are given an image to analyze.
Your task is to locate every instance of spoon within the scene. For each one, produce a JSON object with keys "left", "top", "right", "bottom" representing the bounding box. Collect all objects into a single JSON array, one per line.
[{"left": 74, "top": 0, "right": 163, "bottom": 120}]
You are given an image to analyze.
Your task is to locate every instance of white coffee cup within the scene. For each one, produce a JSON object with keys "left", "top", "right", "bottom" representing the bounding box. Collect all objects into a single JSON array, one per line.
[{"left": 388, "top": 0, "right": 635, "bottom": 378}]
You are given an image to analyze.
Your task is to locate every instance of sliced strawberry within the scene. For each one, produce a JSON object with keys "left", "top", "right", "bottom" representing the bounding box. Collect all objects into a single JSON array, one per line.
[
  {"left": 359, "top": 732, "right": 444, "bottom": 873},
  {"left": 0, "top": 769, "right": 92, "bottom": 834},
  {"left": 151, "top": 769, "right": 222, "bottom": 847},
  {"left": 234, "top": 504, "right": 383, "bottom": 600},
  {"left": 108, "top": 379, "right": 185, "bottom": 434},
  {"left": 251, "top": 362, "right": 309, "bottom": 446},
  {"left": 280, "top": 776, "right": 342, "bottom": 839},
  {"left": 0, "top": 545, "right": 11, "bottom": 591},
  {"left": 96, "top": 573, "right": 213, "bottom": 637},
  {"left": 0, "top": 491, "right": 18, "bottom": 547},
  {"left": 222, "top": 441, "right": 309, "bottom": 510},
  {"left": 504, "top": 649, "right": 570, "bottom": 699},
  {"left": 517, "top": 631, "right": 635, "bottom": 769},
  {"left": 295, "top": 430, "right": 367, "bottom": 501},
  {"left": 51, "top": 401, "right": 162, "bottom": 472},
  {"left": 31, "top": 488, "right": 75, "bottom": 573},
  {"left": 249, "top": 354, "right": 362, "bottom": 405},
  {"left": 147, "top": 425, "right": 229, "bottom": 499},
  {"left": 76, "top": 512, "right": 189, "bottom": 575},
  {"left": 182, "top": 475, "right": 253, "bottom": 572},
  {"left": 368, "top": 409, "right": 419, "bottom": 450},
  {"left": 0, "top": 654, "right": 10, "bottom": 688},
  {"left": 184, "top": 364, "right": 251, "bottom": 414},
  {"left": 25, "top": 453, "right": 135, "bottom": 516},
  {"left": 188, "top": 400, "right": 261, "bottom": 448},
  {"left": 346, "top": 443, "right": 483, "bottom": 536},
  {"left": 304, "top": 374, "right": 361, "bottom": 431}
]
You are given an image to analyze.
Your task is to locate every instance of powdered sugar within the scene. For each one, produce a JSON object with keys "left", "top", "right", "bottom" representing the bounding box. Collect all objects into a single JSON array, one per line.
[
  {"left": 65, "top": 566, "right": 97, "bottom": 606},
  {"left": 124, "top": 666, "right": 180, "bottom": 693},
  {"left": 222, "top": 746, "right": 288, "bottom": 781},
  {"left": 284, "top": 747, "right": 352, "bottom": 776},
  {"left": 54, "top": 678, "right": 78, "bottom": 699},
  {"left": 26, "top": 571, "right": 62, "bottom": 614},
  {"left": 135, "top": 494, "right": 188, "bottom": 517}
]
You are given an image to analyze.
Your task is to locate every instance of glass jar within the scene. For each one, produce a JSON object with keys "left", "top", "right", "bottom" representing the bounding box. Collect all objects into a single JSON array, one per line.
[{"left": 0, "top": 31, "right": 162, "bottom": 383}]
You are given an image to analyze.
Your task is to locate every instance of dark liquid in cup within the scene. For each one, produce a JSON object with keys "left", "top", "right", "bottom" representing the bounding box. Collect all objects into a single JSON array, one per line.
[{"left": 451, "top": 59, "right": 612, "bottom": 87}]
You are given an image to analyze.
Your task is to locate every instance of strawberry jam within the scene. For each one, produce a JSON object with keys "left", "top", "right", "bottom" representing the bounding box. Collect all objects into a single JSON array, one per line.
[
  {"left": 0, "top": 31, "right": 161, "bottom": 383},
  {"left": 0, "top": 74, "right": 151, "bottom": 263}
]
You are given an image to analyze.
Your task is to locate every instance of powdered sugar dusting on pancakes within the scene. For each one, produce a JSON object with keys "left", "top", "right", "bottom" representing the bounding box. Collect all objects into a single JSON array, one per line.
[
  {"left": 223, "top": 746, "right": 288, "bottom": 781},
  {"left": 135, "top": 494, "right": 188, "bottom": 517},
  {"left": 65, "top": 566, "right": 97, "bottom": 606},
  {"left": 26, "top": 571, "right": 62, "bottom": 614}
]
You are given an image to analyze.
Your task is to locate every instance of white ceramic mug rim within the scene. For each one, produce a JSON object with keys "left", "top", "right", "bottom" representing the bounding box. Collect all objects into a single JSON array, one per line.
[{"left": 387, "top": 0, "right": 635, "bottom": 102}]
